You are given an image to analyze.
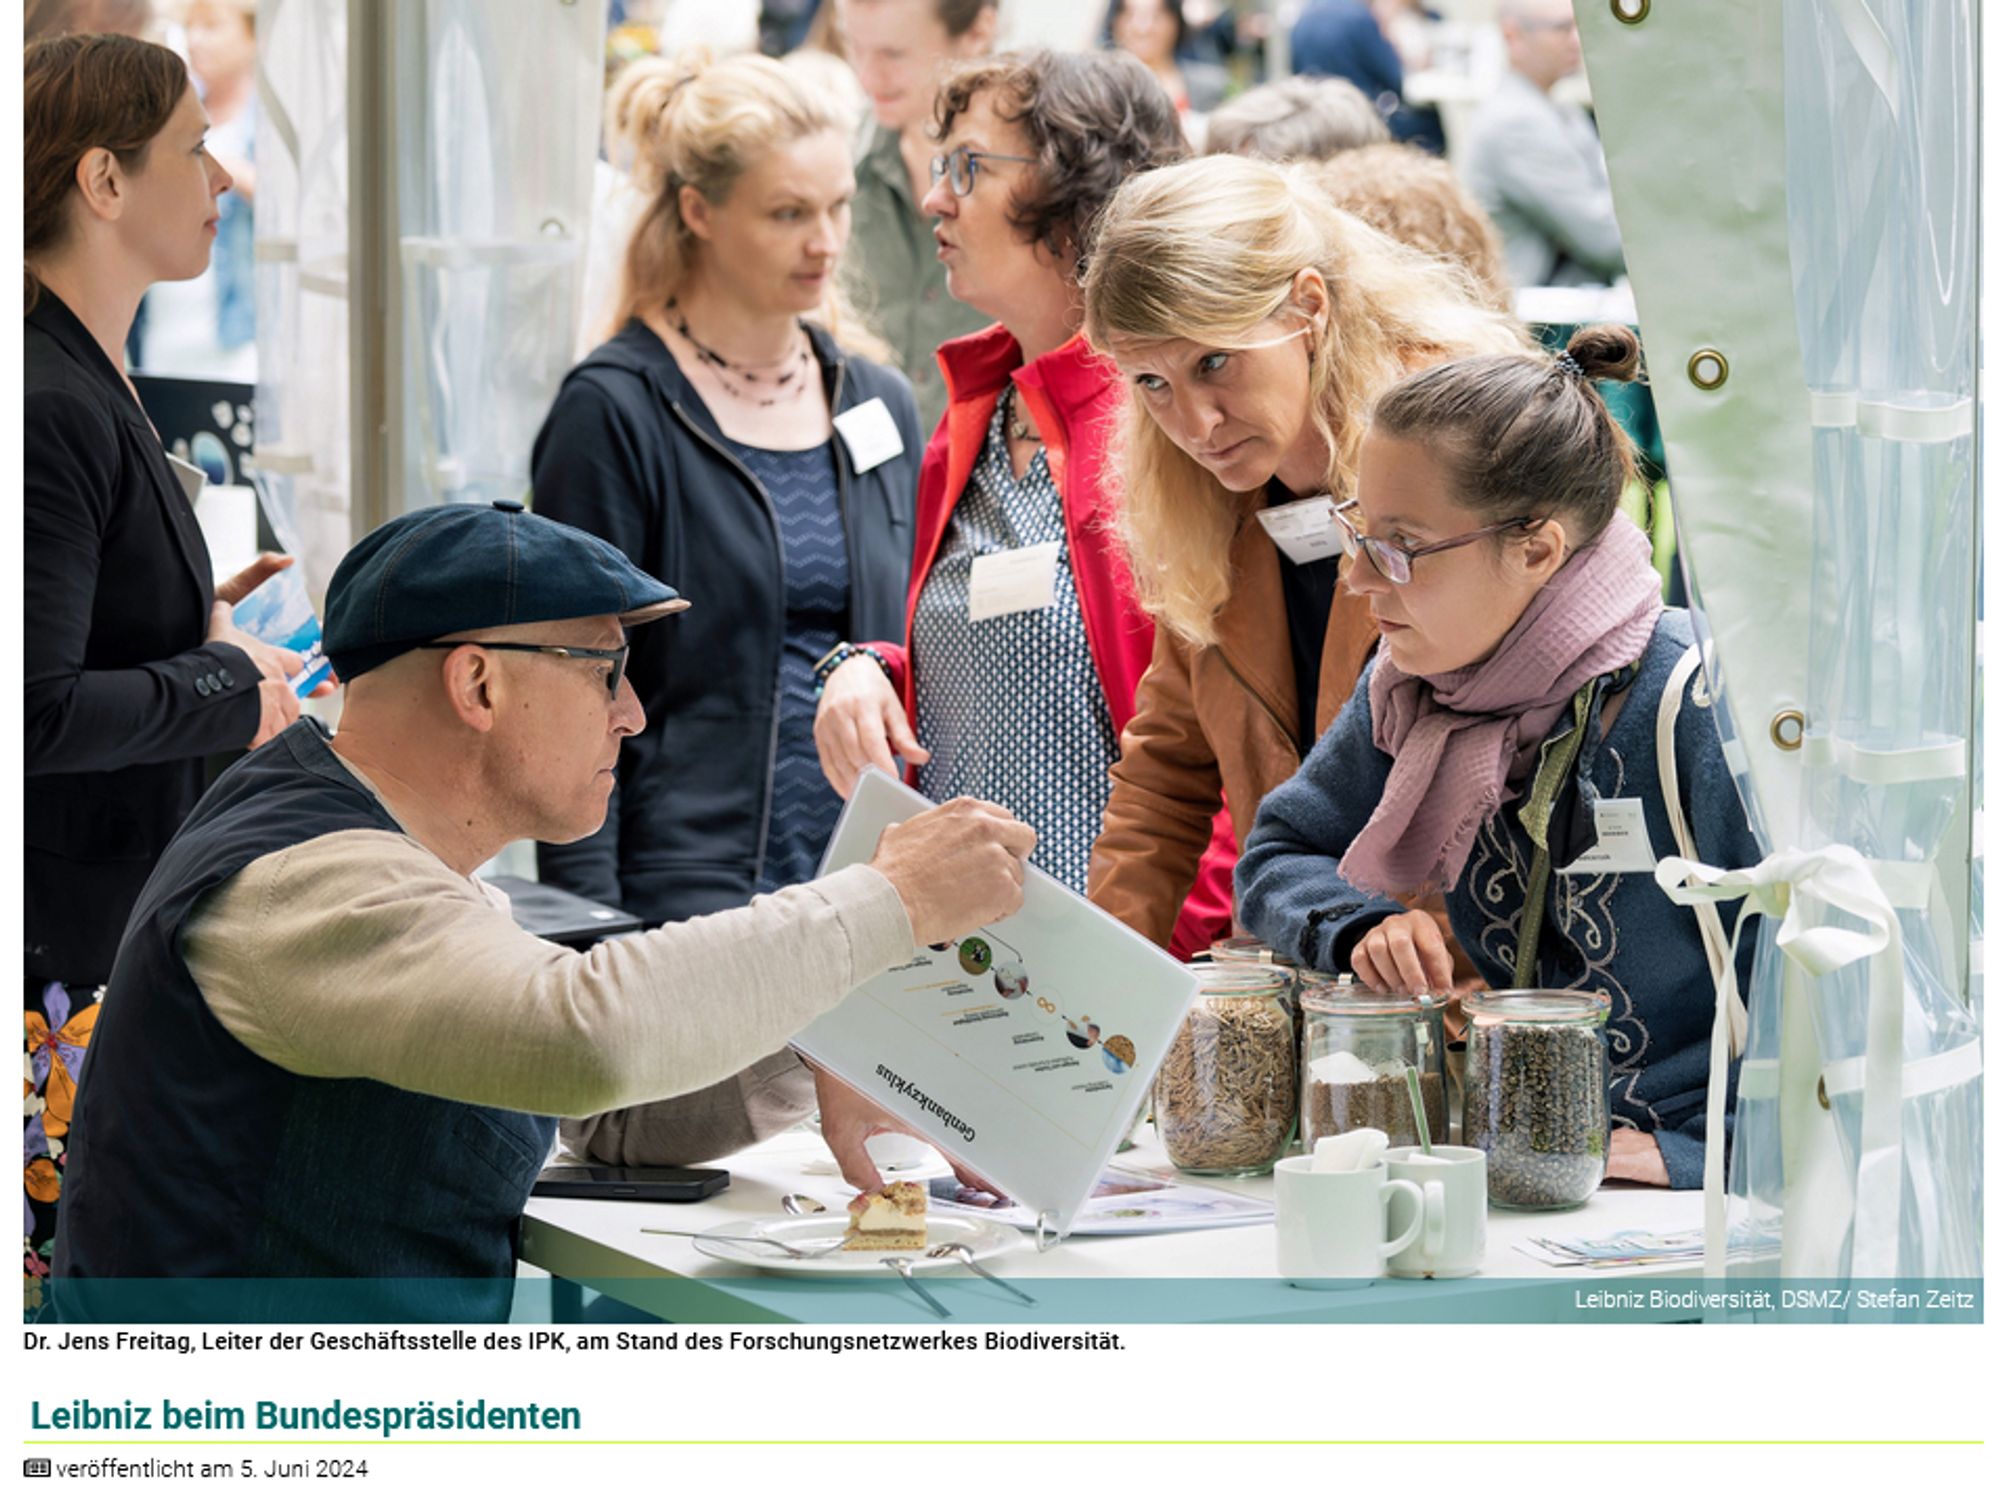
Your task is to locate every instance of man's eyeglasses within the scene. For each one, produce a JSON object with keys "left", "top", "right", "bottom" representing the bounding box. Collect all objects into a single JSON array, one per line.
[
  {"left": 1333, "top": 498, "right": 1541, "bottom": 585},
  {"left": 929, "top": 145, "right": 1035, "bottom": 198},
  {"left": 417, "top": 640, "right": 631, "bottom": 699}
]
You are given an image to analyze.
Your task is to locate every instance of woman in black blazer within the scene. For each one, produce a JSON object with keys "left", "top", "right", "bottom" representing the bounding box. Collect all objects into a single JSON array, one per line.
[{"left": 23, "top": 35, "right": 314, "bottom": 1283}]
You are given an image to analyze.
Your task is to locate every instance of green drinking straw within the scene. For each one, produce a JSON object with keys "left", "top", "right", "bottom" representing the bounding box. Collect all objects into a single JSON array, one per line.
[{"left": 1405, "top": 1064, "right": 1433, "bottom": 1155}]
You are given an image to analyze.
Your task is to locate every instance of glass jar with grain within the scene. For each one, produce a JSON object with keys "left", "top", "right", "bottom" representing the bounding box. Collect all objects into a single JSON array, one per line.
[
  {"left": 1299, "top": 981, "right": 1448, "bottom": 1151},
  {"left": 1461, "top": 990, "right": 1611, "bottom": 1210},
  {"left": 1153, "top": 964, "right": 1295, "bottom": 1176}
]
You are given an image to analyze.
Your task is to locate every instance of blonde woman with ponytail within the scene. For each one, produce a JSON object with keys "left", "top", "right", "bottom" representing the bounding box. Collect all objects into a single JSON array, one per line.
[
  {"left": 1080, "top": 153, "right": 1528, "bottom": 952},
  {"left": 536, "top": 48, "right": 915, "bottom": 904},
  {"left": 528, "top": 51, "right": 932, "bottom": 1188}
]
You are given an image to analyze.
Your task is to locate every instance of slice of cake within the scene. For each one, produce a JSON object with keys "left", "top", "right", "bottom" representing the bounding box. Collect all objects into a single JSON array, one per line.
[{"left": 842, "top": 1181, "right": 927, "bottom": 1251}]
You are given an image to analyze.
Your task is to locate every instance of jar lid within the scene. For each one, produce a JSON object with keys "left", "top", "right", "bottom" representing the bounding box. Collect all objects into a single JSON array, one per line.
[
  {"left": 1192, "top": 961, "right": 1291, "bottom": 998},
  {"left": 1462, "top": 989, "right": 1610, "bottom": 1025},
  {"left": 1205, "top": 937, "right": 1299, "bottom": 970},
  {"left": 1299, "top": 980, "right": 1444, "bottom": 1018}
]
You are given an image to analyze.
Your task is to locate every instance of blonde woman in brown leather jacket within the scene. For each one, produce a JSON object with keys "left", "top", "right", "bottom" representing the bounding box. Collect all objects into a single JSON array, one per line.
[{"left": 1079, "top": 155, "right": 1528, "bottom": 950}]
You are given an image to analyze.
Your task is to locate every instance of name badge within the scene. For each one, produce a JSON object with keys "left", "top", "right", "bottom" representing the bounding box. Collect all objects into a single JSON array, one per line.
[
  {"left": 1560, "top": 797, "right": 1658, "bottom": 875},
  {"left": 166, "top": 452, "right": 207, "bottom": 506},
  {"left": 967, "top": 542, "right": 1060, "bottom": 622},
  {"left": 832, "top": 397, "right": 905, "bottom": 475},
  {"left": 1255, "top": 494, "right": 1344, "bottom": 565}
]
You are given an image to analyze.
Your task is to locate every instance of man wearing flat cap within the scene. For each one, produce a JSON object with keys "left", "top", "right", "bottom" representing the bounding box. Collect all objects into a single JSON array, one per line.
[{"left": 53, "top": 501, "right": 1034, "bottom": 1316}]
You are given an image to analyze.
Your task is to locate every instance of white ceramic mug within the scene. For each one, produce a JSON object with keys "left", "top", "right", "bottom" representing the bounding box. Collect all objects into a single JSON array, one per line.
[
  {"left": 1383, "top": 1144, "right": 1488, "bottom": 1279},
  {"left": 1273, "top": 1156, "right": 1424, "bottom": 1287}
]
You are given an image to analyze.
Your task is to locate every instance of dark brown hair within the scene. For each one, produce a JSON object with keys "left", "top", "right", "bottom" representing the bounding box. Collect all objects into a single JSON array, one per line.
[
  {"left": 1105, "top": 0, "right": 1189, "bottom": 53},
  {"left": 934, "top": 0, "right": 999, "bottom": 35},
  {"left": 24, "top": 32, "right": 188, "bottom": 310},
  {"left": 934, "top": 48, "right": 1188, "bottom": 266},
  {"left": 1371, "top": 324, "right": 1644, "bottom": 547}
]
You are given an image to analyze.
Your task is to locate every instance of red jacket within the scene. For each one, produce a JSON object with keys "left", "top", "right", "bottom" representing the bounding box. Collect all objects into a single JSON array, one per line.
[{"left": 866, "top": 323, "right": 1235, "bottom": 959}]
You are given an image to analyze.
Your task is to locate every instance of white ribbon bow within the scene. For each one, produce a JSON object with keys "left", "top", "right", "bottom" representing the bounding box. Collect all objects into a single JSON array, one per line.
[{"left": 1654, "top": 844, "right": 1905, "bottom": 1280}]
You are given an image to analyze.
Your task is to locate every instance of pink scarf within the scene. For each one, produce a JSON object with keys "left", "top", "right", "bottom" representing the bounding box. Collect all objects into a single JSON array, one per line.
[{"left": 1338, "top": 512, "right": 1662, "bottom": 897}]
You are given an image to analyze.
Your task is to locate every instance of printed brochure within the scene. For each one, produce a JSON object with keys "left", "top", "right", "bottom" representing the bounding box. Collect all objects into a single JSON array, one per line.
[{"left": 795, "top": 769, "right": 1199, "bottom": 1239}]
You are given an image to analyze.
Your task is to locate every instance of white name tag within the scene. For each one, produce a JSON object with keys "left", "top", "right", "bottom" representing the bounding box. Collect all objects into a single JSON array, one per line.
[
  {"left": 967, "top": 542, "right": 1061, "bottom": 622},
  {"left": 1560, "top": 797, "right": 1658, "bottom": 874},
  {"left": 832, "top": 397, "right": 905, "bottom": 475},
  {"left": 1255, "top": 494, "right": 1344, "bottom": 565},
  {"left": 166, "top": 452, "right": 208, "bottom": 506}
]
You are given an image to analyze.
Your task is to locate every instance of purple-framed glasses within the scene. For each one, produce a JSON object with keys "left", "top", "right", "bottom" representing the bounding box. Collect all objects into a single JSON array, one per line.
[{"left": 1333, "top": 497, "right": 1541, "bottom": 585}]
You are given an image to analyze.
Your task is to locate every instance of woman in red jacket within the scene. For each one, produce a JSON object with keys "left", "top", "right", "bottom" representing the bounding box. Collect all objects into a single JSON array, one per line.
[{"left": 812, "top": 49, "right": 1230, "bottom": 957}]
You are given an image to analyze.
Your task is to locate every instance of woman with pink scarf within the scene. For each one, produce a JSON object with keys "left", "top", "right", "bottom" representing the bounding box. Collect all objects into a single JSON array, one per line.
[{"left": 1235, "top": 326, "right": 1759, "bottom": 1189}]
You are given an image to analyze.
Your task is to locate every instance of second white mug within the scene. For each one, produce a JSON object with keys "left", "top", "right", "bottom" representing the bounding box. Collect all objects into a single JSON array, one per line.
[{"left": 1384, "top": 1144, "right": 1488, "bottom": 1279}]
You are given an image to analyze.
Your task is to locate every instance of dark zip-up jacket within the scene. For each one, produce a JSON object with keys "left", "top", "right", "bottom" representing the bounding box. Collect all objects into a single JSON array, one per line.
[{"left": 528, "top": 318, "right": 920, "bottom": 925}]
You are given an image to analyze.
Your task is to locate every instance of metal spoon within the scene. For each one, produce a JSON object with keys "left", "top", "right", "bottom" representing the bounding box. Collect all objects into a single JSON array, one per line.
[
  {"left": 924, "top": 1242, "right": 1037, "bottom": 1305},
  {"left": 641, "top": 1228, "right": 842, "bottom": 1259},
  {"left": 780, "top": 1193, "right": 826, "bottom": 1216},
  {"left": 882, "top": 1256, "right": 951, "bottom": 1318}
]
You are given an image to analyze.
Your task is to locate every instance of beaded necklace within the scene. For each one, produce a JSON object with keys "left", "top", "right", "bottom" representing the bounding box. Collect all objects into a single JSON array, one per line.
[{"left": 668, "top": 298, "right": 812, "bottom": 407}]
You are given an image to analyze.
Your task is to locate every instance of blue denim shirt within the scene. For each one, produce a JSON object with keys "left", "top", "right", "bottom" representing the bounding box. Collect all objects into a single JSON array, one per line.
[{"left": 1236, "top": 609, "right": 1760, "bottom": 1187}]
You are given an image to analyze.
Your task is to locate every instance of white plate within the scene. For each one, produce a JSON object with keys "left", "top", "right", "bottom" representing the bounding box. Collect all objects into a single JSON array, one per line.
[{"left": 689, "top": 1213, "right": 1022, "bottom": 1276}]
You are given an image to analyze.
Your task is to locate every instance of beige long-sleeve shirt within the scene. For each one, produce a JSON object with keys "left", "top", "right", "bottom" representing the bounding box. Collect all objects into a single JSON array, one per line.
[
  {"left": 559, "top": 1045, "right": 821, "bottom": 1167},
  {"left": 182, "top": 827, "right": 912, "bottom": 1135}
]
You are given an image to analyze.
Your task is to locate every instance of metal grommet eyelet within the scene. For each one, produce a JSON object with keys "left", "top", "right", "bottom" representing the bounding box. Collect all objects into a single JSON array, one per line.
[
  {"left": 1816, "top": 1074, "right": 1831, "bottom": 1110},
  {"left": 1770, "top": 709, "right": 1805, "bottom": 751},
  {"left": 1688, "top": 348, "right": 1730, "bottom": 390},
  {"left": 1611, "top": 0, "right": 1650, "bottom": 23}
]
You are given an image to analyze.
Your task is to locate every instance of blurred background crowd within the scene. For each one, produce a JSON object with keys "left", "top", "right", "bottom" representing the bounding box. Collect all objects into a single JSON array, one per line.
[{"left": 25, "top": 0, "right": 1635, "bottom": 392}]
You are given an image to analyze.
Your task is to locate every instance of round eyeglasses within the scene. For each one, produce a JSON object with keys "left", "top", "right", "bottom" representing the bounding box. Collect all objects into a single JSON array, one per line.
[{"left": 929, "top": 145, "right": 1035, "bottom": 198}]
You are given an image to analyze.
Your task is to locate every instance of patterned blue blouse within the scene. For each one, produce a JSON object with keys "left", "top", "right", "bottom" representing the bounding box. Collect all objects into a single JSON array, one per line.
[
  {"left": 723, "top": 437, "right": 849, "bottom": 892},
  {"left": 910, "top": 394, "right": 1118, "bottom": 893}
]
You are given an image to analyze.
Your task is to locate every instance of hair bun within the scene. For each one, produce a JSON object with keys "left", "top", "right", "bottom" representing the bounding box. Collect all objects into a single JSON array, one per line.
[
  {"left": 608, "top": 49, "right": 709, "bottom": 181},
  {"left": 1565, "top": 323, "right": 1642, "bottom": 383}
]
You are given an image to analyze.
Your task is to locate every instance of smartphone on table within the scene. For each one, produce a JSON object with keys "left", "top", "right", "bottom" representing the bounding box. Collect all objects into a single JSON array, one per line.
[{"left": 530, "top": 1164, "right": 730, "bottom": 1202}]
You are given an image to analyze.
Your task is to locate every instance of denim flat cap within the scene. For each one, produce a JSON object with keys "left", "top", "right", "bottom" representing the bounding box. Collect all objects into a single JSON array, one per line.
[{"left": 324, "top": 499, "right": 689, "bottom": 681}]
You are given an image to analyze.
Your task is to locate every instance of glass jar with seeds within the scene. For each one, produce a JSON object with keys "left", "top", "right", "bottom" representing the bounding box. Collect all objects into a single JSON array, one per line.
[
  {"left": 1299, "top": 981, "right": 1448, "bottom": 1151},
  {"left": 1154, "top": 964, "right": 1296, "bottom": 1176},
  {"left": 1204, "top": 938, "right": 1324, "bottom": 1148},
  {"left": 1461, "top": 991, "right": 1611, "bottom": 1210}
]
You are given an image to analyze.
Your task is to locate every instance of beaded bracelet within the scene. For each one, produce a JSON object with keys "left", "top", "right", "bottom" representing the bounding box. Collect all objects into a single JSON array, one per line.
[{"left": 811, "top": 642, "right": 892, "bottom": 697}]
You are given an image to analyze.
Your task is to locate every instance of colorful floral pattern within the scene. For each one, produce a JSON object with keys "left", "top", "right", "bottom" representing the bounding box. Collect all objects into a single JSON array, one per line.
[{"left": 25, "top": 979, "right": 96, "bottom": 1309}]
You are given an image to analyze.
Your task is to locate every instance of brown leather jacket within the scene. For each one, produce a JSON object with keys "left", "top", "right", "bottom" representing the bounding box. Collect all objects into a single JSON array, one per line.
[{"left": 1087, "top": 513, "right": 1379, "bottom": 948}]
